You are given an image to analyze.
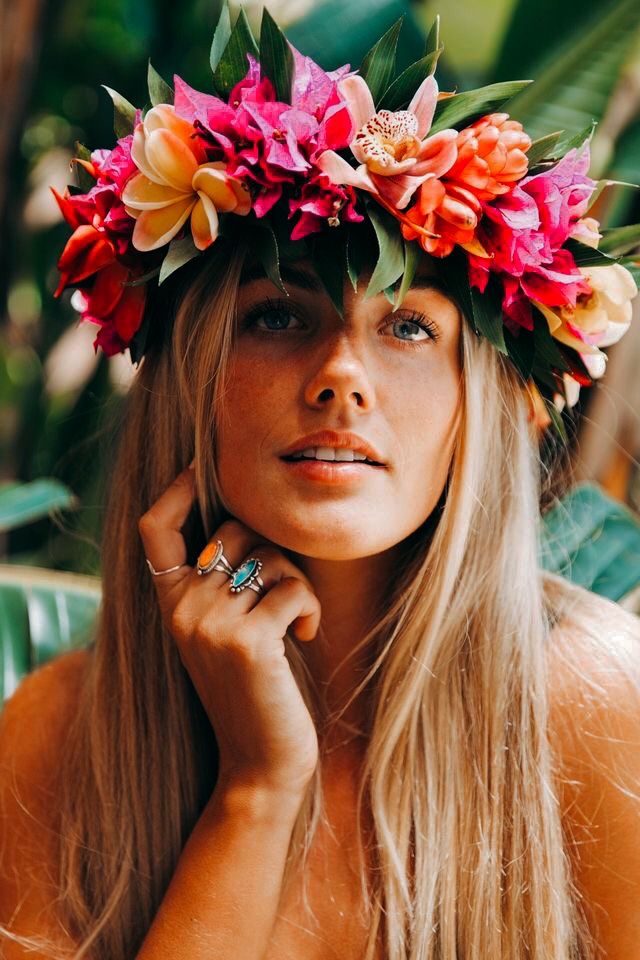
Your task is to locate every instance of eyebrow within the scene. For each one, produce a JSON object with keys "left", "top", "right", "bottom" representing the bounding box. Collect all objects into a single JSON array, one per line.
[
  {"left": 239, "top": 261, "right": 450, "bottom": 298},
  {"left": 239, "top": 261, "right": 323, "bottom": 293}
]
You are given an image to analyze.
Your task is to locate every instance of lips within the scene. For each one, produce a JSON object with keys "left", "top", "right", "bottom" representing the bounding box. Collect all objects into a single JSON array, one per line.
[{"left": 280, "top": 430, "right": 386, "bottom": 464}]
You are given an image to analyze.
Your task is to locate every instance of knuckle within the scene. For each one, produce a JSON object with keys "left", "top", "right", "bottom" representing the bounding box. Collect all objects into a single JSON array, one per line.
[
  {"left": 253, "top": 544, "right": 283, "bottom": 565},
  {"left": 215, "top": 518, "right": 248, "bottom": 540},
  {"left": 278, "top": 575, "right": 305, "bottom": 595},
  {"left": 138, "top": 510, "right": 158, "bottom": 537}
]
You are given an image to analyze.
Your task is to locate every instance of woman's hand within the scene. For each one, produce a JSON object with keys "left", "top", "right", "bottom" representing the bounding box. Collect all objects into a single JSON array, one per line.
[{"left": 138, "top": 465, "right": 321, "bottom": 801}]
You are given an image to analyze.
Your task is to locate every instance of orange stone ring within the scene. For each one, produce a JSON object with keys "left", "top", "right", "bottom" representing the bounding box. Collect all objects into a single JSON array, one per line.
[{"left": 196, "top": 539, "right": 234, "bottom": 578}]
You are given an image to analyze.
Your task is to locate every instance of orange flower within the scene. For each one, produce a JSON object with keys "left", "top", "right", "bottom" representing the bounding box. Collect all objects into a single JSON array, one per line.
[
  {"left": 400, "top": 178, "right": 483, "bottom": 257},
  {"left": 122, "top": 104, "right": 251, "bottom": 252},
  {"left": 446, "top": 112, "right": 531, "bottom": 202}
]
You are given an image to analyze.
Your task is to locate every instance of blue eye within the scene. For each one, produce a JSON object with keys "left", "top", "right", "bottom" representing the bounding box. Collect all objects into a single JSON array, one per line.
[
  {"left": 385, "top": 313, "right": 440, "bottom": 344},
  {"left": 243, "top": 299, "right": 303, "bottom": 332}
]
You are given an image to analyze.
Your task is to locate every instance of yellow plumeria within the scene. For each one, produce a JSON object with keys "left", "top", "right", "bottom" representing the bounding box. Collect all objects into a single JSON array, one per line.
[{"left": 122, "top": 104, "right": 250, "bottom": 252}]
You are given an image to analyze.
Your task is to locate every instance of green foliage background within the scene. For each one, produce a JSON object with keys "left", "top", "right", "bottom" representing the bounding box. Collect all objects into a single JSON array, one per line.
[{"left": 1, "top": 0, "right": 639, "bottom": 575}]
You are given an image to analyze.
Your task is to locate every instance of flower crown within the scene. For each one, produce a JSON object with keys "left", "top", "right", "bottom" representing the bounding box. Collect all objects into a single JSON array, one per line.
[{"left": 51, "top": 5, "right": 640, "bottom": 435}]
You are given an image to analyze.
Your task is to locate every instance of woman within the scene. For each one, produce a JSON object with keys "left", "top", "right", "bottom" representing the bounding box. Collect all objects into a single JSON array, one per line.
[{"left": 1, "top": 10, "right": 640, "bottom": 959}]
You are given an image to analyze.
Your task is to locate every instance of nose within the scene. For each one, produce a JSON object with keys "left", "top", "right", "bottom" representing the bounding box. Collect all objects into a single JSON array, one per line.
[{"left": 303, "top": 332, "right": 374, "bottom": 411}]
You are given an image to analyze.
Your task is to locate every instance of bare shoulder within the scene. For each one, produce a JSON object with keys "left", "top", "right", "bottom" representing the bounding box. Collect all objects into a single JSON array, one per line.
[
  {"left": 546, "top": 583, "right": 640, "bottom": 960},
  {"left": 0, "top": 648, "right": 90, "bottom": 790},
  {"left": 0, "top": 649, "right": 91, "bottom": 956}
]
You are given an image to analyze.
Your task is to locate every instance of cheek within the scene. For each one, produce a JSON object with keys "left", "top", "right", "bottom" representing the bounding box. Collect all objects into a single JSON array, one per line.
[{"left": 386, "top": 360, "right": 460, "bottom": 480}]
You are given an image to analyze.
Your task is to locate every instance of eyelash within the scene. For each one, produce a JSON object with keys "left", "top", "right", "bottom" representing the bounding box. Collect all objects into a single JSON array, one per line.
[{"left": 241, "top": 298, "right": 441, "bottom": 346}]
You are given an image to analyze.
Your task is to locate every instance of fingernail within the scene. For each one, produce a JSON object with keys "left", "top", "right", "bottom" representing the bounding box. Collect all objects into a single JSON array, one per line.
[{"left": 188, "top": 458, "right": 195, "bottom": 470}]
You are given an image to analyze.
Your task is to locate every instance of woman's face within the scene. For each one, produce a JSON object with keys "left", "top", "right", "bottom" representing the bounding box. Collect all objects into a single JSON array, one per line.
[{"left": 215, "top": 259, "right": 463, "bottom": 560}]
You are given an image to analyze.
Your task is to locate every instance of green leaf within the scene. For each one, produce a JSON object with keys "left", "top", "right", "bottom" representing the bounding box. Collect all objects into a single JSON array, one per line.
[
  {"left": 545, "top": 399, "right": 569, "bottom": 444},
  {"left": 379, "top": 48, "right": 443, "bottom": 111},
  {"left": 525, "top": 131, "right": 563, "bottom": 167},
  {"left": 383, "top": 285, "right": 396, "bottom": 305},
  {"left": 586, "top": 178, "right": 640, "bottom": 211},
  {"left": 619, "top": 257, "right": 640, "bottom": 289},
  {"left": 394, "top": 239, "right": 419, "bottom": 310},
  {"left": 359, "top": 17, "right": 404, "bottom": 105},
  {"left": 210, "top": 0, "right": 232, "bottom": 75},
  {"left": 0, "top": 480, "right": 77, "bottom": 533},
  {"left": 430, "top": 81, "right": 532, "bottom": 135},
  {"left": 563, "top": 238, "right": 617, "bottom": 267},
  {"left": 554, "top": 122, "right": 597, "bottom": 156},
  {"left": 74, "top": 141, "right": 92, "bottom": 162},
  {"left": 260, "top": 7, "right": 294, "bottom": 104},
  {"left": 0, "top": 565, "right": 101, "bottom": 703},
  {"left": 122, "top": 266, "right": 161, "bottom": 287},
  {"left": 308, "top": 230, "right": 347, "bottom": 318},
  {"left": 158, "top": 236, "right": 201, "bottom": 285},
  {"left": 539, "top": 483, "right": 640, "bottom": 601},
  {"left": 425, "top": 14, "right": 440, "bottom": 57},
  {"left": 365, "top": 202, "right": 405, "bottom": 299},
  {"left": 438, "top": 248, "right": 477, "bottom": 334},
  {"left": 253, "top": 222, "right": 287, "bottom": 294},
  {"left": 101, "top": 85, "right": 137, "bottom": 138},
  {"left": 532, "top": 308, "right": 571, "bottom": 373},
  {"left": 598, "top": 224, "right": 640, "bottom": 256},
  {"left": 147, "top": 61, "right": 174, "bottom": 106},
  {"left": 71, "top": 146, "right": 96, "bottom": 193},
  {"left": 214, "top": 7, "right": 259, "bottom": 98},
  {"left": 346, "top": 231, "right": 360, "bottom": 291},
  {"left": 499, "top": 0, "right": 640, "bottom": 151},
  {"left": 470, "top": 280, "right": 507, "bottom": 354},
  {"left": 504, "top": 327, "right": 535, "bottom": 380}
]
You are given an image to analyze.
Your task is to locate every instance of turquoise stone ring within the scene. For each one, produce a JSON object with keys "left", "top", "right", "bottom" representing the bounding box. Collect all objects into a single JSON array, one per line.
[{"left": 229, "top": 557, "right": 266, "bottom": 595}]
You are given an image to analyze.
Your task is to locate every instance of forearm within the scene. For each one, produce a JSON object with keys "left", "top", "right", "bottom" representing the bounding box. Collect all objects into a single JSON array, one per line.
[{"left": 134, "top": 779, "right": 303, "bottom": 960}]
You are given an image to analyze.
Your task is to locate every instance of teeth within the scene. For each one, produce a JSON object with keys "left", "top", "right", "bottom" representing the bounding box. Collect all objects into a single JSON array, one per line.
[
  {"left": 315, "top": 446, "right": 336, "bottom": 461},
  {"left": 290, "top": 447, "right": 373, "bottom": 462}
]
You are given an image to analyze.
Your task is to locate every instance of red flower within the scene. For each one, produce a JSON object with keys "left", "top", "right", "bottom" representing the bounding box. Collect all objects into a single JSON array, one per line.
[
  {"left": 72, "top": 262, "right": 147, "bottom": 356},
  {"left": 53, "top": 216, "right": 116, "bottom": 297}
]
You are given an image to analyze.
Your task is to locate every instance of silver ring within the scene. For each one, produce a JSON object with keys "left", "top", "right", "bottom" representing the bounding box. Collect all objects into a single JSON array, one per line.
[
  {"left": 146, "top": 558, "right": 187, "bottom": 577},
  {"left": 229, "top": 558, "right": 266, "bottom": 595},
  {"left": 197, "top": 539, "right": 234, "bottom": 577}
]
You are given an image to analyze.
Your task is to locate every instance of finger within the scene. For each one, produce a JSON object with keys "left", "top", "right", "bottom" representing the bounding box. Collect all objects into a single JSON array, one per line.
[
  {"left": 246, "top": 575, "right": 321, "bottom": 642},
  {"left": 139, "top": 465, "right": 196, "bottom": 575}
]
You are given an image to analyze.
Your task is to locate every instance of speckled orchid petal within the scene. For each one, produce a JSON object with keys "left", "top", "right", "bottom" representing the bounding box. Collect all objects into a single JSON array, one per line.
[
  {"left": 351, "top": 110, "right": 420, "bottom": 175},
  {"left": 131, "top": 196, "right": 195, "bottom": 251},
  {"left": 192, "top": 166, "right": 238, "bottom": 212},
  {"left": 316, "top": 150, "right": 377, "bottom": 192},
  {"left": 338, "top": 75, "right": 375, "bottom": 131},
  {"left": 190, "top": 193, "right": 220, "bottom": 250},
  {"left": 122, "top": 173, "right": 189, "bottom": 210},
  {"left": 144, "top": 129, "right": 199, "bottom": 192},
  {"left": 407, "top": 75, "right": 439, "bottom": 139}
]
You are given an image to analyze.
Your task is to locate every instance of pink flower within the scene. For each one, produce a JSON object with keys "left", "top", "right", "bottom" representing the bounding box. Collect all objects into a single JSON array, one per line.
[
  {"left": 469, "top": 146, "right": 597, "bottom": 330},
  {"left": 173, "top": 52, "right": 355, "bottom": 221},
  {"left": 288, "top": 172, "right": 363, "bottom": 240},
  {"left": 316, "top": 73, "right": 458, "bottom": 210}
]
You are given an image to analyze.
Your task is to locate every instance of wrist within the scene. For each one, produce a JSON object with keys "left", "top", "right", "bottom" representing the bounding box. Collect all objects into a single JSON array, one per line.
[{"left": 209, "top": 772, "right": 309, "bottom": 826}]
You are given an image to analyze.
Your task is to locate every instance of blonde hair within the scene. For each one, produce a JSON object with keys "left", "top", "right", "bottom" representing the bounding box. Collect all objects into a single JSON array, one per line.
[{"left": 2, "top": 241, "right": 638, "bottom": 959}]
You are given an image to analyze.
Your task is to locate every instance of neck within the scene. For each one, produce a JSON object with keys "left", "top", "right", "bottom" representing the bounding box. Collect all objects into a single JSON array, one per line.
[{"left": 287, "top": 544, "right": 405, "bottom": 759}]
